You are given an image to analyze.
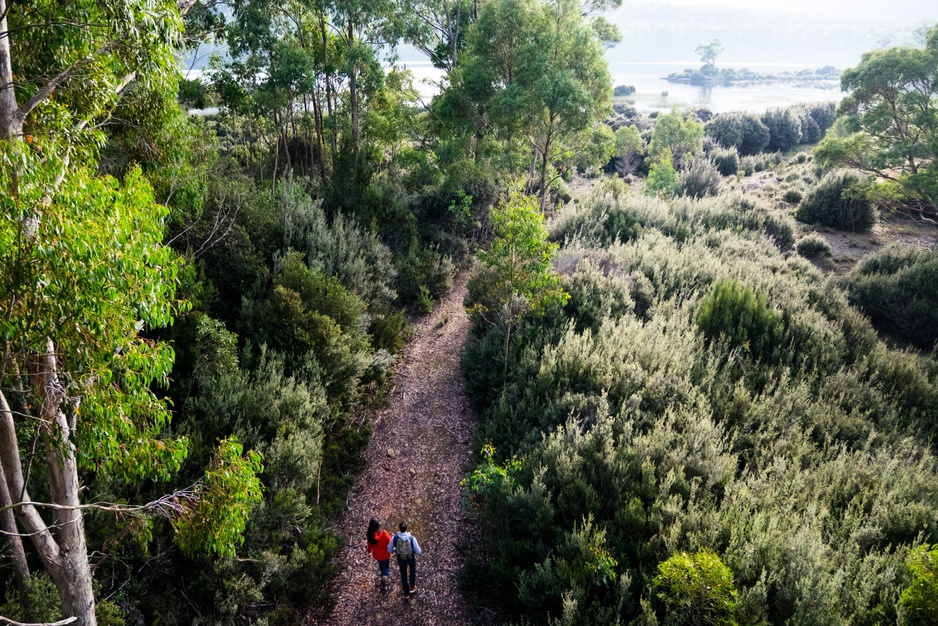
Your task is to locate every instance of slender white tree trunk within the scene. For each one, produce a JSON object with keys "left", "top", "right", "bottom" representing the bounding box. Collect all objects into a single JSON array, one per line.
[{"left": 27, "top": 343, "right": 96, "bottom": 626}]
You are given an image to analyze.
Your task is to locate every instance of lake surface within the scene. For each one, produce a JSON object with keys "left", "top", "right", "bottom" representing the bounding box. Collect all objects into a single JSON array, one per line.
[
  {"left": 396, "top": 60, "right": 846, "bottom": 114},
  {"left": 610, "top": 61, "right": 844, "bottom": 114}
]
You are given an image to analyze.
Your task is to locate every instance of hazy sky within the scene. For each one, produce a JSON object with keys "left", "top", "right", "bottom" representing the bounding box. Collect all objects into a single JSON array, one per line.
[
  {"left": 642, "top": 0, "right": 936, "bottom": 19},
  {"left": 607, "top": 1, "right": 937, "bottom": 66}
]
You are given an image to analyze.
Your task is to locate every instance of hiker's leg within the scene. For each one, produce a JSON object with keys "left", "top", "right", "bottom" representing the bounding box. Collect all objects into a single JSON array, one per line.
[
  {"left": 399, "top": 561, "right": 409, "bottom": 594},
  {"left": 378, "top": 559, "right": 390, "bottom": 578},
  {"left": 408, "top": 559, "right": 417, "bottom": 589}
]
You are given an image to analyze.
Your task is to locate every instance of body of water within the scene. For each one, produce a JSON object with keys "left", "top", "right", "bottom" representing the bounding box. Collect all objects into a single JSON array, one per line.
[
  {"left": 611, "top": 61, "right": 845, "bottom": 114},
  {"left": 395, "top": 60, "right": 846, "bottom": 114}
]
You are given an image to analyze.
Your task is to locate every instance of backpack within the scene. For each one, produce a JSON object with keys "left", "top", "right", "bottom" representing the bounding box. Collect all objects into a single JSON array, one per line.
[{"left": 395, "top": 534, "right": 414, "bottom": 563}]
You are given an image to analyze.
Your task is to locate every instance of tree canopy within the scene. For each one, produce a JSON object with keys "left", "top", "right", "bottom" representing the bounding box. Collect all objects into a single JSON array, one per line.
[{"left": 815, "top": 22, "right": 938, "bottom": 219}]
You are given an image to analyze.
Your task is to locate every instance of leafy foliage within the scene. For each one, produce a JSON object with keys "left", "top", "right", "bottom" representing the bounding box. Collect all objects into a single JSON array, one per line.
[
  {"left": 174, "top": 438, "right": 265, "bottom": 558},
  {"left": 841, "top": 246, "right": 938, "bottom": 349},
  {"left": 680, "top": 157, "right": 722, "bottom": 199},
  {"left": 696, "top": 280, "right": 786, "bottom": 363},
  {"left": 644, "top": 150, "right": 682, "bottom": 198},
  {"left": 653, "top": 550, "right": 738, "bottom": 626},
  {"left": 705, "top": 113, "right": 770, "bottom": 156},
  {"left": 462, "top": 180, "right": 938, "bottom": 625},
  {"left": 469, "top": 190, "right": 568, "bottom": 320},
  {"left": 709, "top": 146, "right": 740, "bottom": 177},
  {"left": 901, "top": 544, "right": 938, "bottom": 624},
  {"left": 814, "top": 22, "right": 938, "bottom": 216},
  {"left": 795, "top": 234, "right": 832, "bottom": 258},
  {"left": 796, "top": 169, "right": 876, "bottom": 231}
]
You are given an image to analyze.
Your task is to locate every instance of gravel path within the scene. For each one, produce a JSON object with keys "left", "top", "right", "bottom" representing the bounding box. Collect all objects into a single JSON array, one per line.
[{"left": 313, "top": 272, "right": 477, "bottom": 626}]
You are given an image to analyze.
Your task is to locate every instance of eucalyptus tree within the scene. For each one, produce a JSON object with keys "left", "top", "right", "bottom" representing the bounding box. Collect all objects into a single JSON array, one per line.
[
  {"left": 815, "top": 22, "right": 938, "bottom": 221},
  {"left": 402, "top": 0, "right": 472, "bottom": 70},
  {"left": 438, "top": 0, "right": 614, "bottom": 209},
  {"left": 696, "top": 38, "right": 724, "bottom": 68},
  {"left": 0, "top": 2, "right": 262, "bottom": 623}
]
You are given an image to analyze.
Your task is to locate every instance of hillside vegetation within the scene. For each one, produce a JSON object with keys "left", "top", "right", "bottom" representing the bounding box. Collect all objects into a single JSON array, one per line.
[
  {"left": 1, "top": 0, "right": 936, "bottom": 624},
  {"left": 462, "top": 177, "right": 938, "bottom": 624}
]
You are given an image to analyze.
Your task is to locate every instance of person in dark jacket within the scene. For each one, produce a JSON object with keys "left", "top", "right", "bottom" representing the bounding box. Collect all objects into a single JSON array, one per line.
[
  {"left": 389, "top": 521, "right": 422, "bottom": 597},
  {"left": 366, "top": 518, "right": 392, "bottom": 592}
]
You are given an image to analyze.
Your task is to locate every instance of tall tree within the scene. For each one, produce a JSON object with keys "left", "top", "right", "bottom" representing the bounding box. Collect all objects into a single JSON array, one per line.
[
  {"left": 0, "top": 2, "right": 261, "bottom": 623},
  {"left": 440, "top": 0, "right": 614, "bottom": 209},
  {"left": 402, "top": 0, "right": 471, "bottom": 70},
  {"left": 815, "top": 22, "right": 938, "bottom": 221},
  {"left": 696, "top": 38, "right": 724, "bottom": 68}
]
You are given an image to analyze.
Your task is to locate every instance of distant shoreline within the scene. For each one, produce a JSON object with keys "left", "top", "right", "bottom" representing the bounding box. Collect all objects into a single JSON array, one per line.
[{"left": 664, "top": 64, "right": 841, "bottom": 88}]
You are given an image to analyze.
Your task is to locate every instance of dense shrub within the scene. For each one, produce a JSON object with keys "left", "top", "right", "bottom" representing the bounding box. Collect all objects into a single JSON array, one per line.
[
  {"left": 280, "top": 193, "right": 397, "bottom": 307},
  {"left": 781, "top": 188, "right": 803, "bottom": 204},
  {"left": 464, "top": 178, "right": 938, "bottom": 625},
  {"left": 796, "top": 170, "right": 876, "bottom": 231},
  {"left": 697, "top": 279, "right": 786, "bottom": 362},
  {"left": 901, "top": 544, "right": 938, "bottom": 624},
  {"left": 804, "top": 101, "right": 836, "bottom": 134},
  {"left": 710, "top": 146, "right": 740, "bottom": 176},
  {"left": 761, "top": 108, "right": 803, "bottom": 152},
  {"left": 680, "top": 157, "right": 723, "bottom": 198},
  {"left": 798, "top": 112, "right": 821, "bottom": 144},
  {"left": 706, "top": 113, "right": 770, "bottom": 156},
  {"left": 796, "top": 234, "right": 832, "bottom": 257},
  {"left": 739, "top": 152, "right": 782, "bottom": 175},
  {"left": 644, "top": 150, "right": 682, "bottom": 197},
  {"left": 652, "top": 551, "right": 738, "bottom": 625},
  {"left": 552, "top": 181, "right": 795, "bottom": 252},
  {"left": 842, "top": 246, "right": 938, "bottom": 349}
]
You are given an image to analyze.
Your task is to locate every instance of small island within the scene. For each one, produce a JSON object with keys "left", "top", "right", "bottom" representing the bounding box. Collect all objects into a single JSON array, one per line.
[{"left": 664, "top": 38, "right": 841, "bottom": 87}]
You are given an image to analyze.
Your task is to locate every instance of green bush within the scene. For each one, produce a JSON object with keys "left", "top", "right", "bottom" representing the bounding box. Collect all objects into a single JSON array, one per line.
[
  {"left": 796, "top": 170, "right": 876, "bottom": 231},
  {"left": 680, "top": 157, "right": 723, "bottom": 199},
  {"left": 696, "top": 279, "right": 787, "bottom": 362},
  {"left": 842, "top": 246, "right": 938, "bottom": 349},
  {"left": 394, "top": 244, "right": 456, "bottom": 306},
  {"left": 710, "top": 146, "right": 740, "bottom": 176},
  {"left": 551, "top": 182, "right": 794, "bottom": 252},
  {"left": 705, "top": 113, "right": 770, "bottom": 156},
  {"left": 796, "top": 234, "right": 832, "bottom": 257},
  {"left": 762, "top": 108, "right": 803, "bottom": 152},
  {"left": 739, "top": 152, "right": 782, "bottom": 175},
  {"left": 901, "top": 544, "right": 938, "bottom": 625},
  {"left": 0, "top": 573, "right": 62, "bottom": 624},
  {"left": 653, "top": 550, "right": 738, "bottom": 626},
  {"left": 280, "top": 193, "right": 397, "bottom": 308},
  {"left": 781, "top": 188, "right": 803, "bottom": 204},
  {"left": 416, "top": 285, "right": 435, "bottom": 313},
  {"left": 645, "top": 150, "right": 682, "bottom": 198}
]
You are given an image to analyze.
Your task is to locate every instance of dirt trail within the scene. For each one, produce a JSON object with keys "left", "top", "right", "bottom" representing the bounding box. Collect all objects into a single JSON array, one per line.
[{"left": 315, "top": 273, "right": 477, "bottom": 626}]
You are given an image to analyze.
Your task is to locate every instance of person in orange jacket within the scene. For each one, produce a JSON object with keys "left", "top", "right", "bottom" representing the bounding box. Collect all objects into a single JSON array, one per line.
[{"left": 366, "top": 517, "right": 392, "bottom": 592}]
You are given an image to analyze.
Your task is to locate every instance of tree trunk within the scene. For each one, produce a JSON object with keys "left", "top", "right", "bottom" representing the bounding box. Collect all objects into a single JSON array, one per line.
[
  {"left": 311, "top": 86, "right": 327, "bottom": 183},
  {"left": 451, "top": 0, "right": 461, "bottom": 69},
  {"left": 0, "top": 460, "right": 30, "bottom": 594},
  {"left": 28, "top": 342, "right": 96, "bottom": 626},
  {"left": 320, "top": 15, "right": 337, "bottom": 159},
  {"left": 538, "top": 125, "right": 554, "bottom": 211},
  {"left": 0, "top": 393, "right": 30, "bottom": 595},
  {"left": 0, "top": 0, "right": 22, "bottom": 140},
  {"left": 348, "top": 18, "right": 360, "bottom": 153}
]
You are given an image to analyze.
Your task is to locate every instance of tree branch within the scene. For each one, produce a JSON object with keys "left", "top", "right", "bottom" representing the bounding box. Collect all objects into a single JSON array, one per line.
[
  {"left": 0, "top": 617, "right": 77, "bottom": 626},
  {"left": 13, "top": 40, "right": 120, "bottom": 128}
]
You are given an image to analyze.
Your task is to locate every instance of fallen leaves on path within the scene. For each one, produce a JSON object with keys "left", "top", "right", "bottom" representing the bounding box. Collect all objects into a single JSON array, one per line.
[{"left": 312, "top": 272, "right": 478, "bottom": 626}]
